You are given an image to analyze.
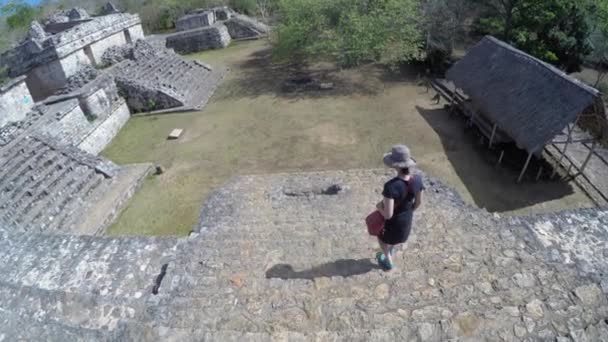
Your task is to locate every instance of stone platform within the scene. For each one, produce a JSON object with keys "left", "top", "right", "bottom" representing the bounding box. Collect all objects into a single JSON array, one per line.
[
  {"left": 1, "top": 170, "right": 607, "bottom": 341},
  {"left": 0, "top": 134, "right": 150, "bottom": 235},
  {"left": 110, "top": 48, "right": 227, "bottom": 114}
]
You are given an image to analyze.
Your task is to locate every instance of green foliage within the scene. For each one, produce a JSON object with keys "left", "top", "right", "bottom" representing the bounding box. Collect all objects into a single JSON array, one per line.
[
  {"left": 273, "top": 0, "right": 423, "bottom": 67},
  {"left": 147, "top": 99, "right": 157, "bottom": 111},
  {"left": 475, "top": 0, "right": 593, "bottom": 72},
  {"left": 0, "top": 66, "right": 8, "bottom": 86},
  {"left": 229, "top": 0, "right": 257, "bottom": 15},
  {"left": 1, "top": 0, "right": 39, "bottom": 30}
]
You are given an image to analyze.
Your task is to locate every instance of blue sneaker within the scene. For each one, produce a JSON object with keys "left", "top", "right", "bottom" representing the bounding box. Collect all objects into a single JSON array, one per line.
[{"left": 376, "top": 251, "right": 393, "bottom": 270}]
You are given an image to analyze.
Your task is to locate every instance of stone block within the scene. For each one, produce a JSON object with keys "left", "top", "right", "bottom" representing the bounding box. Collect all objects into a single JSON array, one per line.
[
  {"left": 0, "top": 76, "right": 33, "bottom": 128},
  {"left": 168, "top": 128, "right": 183, "bottom": 139},
  {"left": 166, "top": 25, "right": 231, "bottom": 54},
  {"left": 176, "top": 11, "right": 215, "bottom": 32},
  {"left": 224, "top": 14, "right": 269, "bottom": 40}
]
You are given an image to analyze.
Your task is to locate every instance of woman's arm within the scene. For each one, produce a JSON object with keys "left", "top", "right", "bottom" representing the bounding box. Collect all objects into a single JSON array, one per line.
[
  {"left": 413, "top": 191, "right": 423, "bottom": 211},
  {"left": 380, "top": 197, "right": 395, "bottom": 220}
]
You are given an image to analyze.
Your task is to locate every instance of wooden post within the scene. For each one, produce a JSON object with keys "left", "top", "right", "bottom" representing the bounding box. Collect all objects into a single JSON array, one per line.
[
  {"left": 449, "top": 84, "right": 456, "bottom": 115},
  {"left": 579, "top": 141, "right": 597, "bottom": 174},
  {"left": 488, "top": 124, "right": 498, "bottom": 148},
  {"left": 552, "top": 120, "right": 578, "bottom": 178},
  {"left": 496, "top": 150, "right": 505, "bottom": 167},
  {"left": 518, "top": 152, "right": 533, "bottom": 183},
  {"left": 535, "top": 166, "right": 544, "bottom": 181}
]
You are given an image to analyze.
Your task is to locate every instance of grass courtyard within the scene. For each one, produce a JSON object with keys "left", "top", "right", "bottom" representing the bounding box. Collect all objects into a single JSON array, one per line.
[{"left": 102, "top": 40, "right": 593, "bottom": 236}]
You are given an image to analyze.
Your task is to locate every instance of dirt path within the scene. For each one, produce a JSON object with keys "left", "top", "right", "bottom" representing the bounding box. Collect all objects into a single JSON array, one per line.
[{"left": 102, "top": 40, "right": 593, "bottom": 236}]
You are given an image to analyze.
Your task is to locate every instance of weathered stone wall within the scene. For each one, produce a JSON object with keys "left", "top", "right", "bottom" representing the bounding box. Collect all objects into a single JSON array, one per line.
[
  {"left": 166, "top": 24, "right": 231, "bottom": 54},
  {"left": 25, "top": 59, "right": 67, "bottom": 100},
  {"left": 78, "top": 101, "right": 130, "bottom": 155},
  {"left": 224, "top": 14, "right": 269, "bottom": 40},
  {"left": 38, "top": 99, "right": 92, "bottom": 146},
  {"left": 114, "top": 77, "right": 184, "bottom": 112},
  {"left": 110, "top": 42, "right": 227, "bottom": 113},
  {"left": 88, "top": 31, "right": 127, "bottom": 65},
  {"left": 0, "top": 76, "right": 33, "bottom": 128},
  {"left": 1, "top": 12, "right": 142, "bottom": 78},
  {"left": 127, "top": 24, "right": 145, "bottom": 42},
  {"left": 176, "top": 11, "right": 215, "bottom": 32}
]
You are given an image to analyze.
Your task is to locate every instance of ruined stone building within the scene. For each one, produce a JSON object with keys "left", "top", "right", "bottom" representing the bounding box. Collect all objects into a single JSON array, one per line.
[
  {"left": 0, "top": 4, "right": 228, "bottom": 238},
  {"left": 166, "top": 7, "right": 270, "bottom": 54},
  {"left": 0, "top": 7, "right": 144, "bottom": 100}
]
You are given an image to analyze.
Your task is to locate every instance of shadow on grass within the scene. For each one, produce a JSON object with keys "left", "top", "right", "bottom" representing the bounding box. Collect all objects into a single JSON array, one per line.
[
  {"left": 214, "top": 47, "right": 423, "bottom": 101},
  {"left": 265, "top": 258, "right": 379, "bottom": 280},
  {"left": 416, "top": 105, "right": 579, "bottom": 212}
]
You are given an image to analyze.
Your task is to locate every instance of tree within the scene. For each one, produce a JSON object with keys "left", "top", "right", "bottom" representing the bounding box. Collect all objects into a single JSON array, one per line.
[
  {"left": 421, "top": 0, "right": 473, "bottom": 71},
  {"left": 475, "top": 0, "right": 593, "bottom": 72},
  {"left": 1, "top": 0, "right": 39, "bottom": 30},
  {"left": 588, "top": 30, "right": 608, "bottom": 88},
  {"left": 473, "top": 0, "right": 520, "bottom": 40},
  {"left": 273, "top": 0, "right": 423, "bottom": 67}
]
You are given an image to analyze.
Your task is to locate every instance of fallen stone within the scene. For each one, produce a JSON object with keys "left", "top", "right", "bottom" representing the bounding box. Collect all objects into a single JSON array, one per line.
[
  {"left": 418, "top": 322, "right": 435, "bottom": 341},
  {"left": 526, "top": 299, "right": 544, "bottom": 319},
  {"left": 476, "top": 281, "right": 493, "bottom": 295},
  {"left": 569, "top": 329, "right": 588, "bottom": 342},
  {"left": 574, "top": 284, "right": 605, "bottom": 307},
  {"left": 513, "top": 273, "right": 536, "bottom": 288},
  {"left": 168, "top": 129, "right": 184, "bottom": 140},
  {"left": 513, "top": 325, "right": 526, "bottom": 338},
  {"left": 155, "top": 165, "right": 165, "bottom": 175},
  {"left": 375, "top": 283, "right": 390, "bottom": 300}
]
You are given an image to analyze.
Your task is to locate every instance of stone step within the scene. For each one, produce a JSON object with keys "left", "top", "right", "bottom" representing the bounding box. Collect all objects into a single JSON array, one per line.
[
  {"left": 0, "top": 280, "right": 139, "bottom": 332},
  {"left": 1, "top": 147, "right": 58, "bottom": 202},
  {"left": 31, "top": 164, "right": 91, "bottom": 229},
  {"left": 20, "top": 161, "right": 78, "bottom": 229},
  {"left": 47, "top": 172, "right": 105, "bottom": 233},
  {"left": 0, "top": 145, "right": 53, "bottom": 203},
  {"left": 0, "top": 139, "right": 45, "bottom": 180},
  {"left": 0, "top": 307, "right": 111, "bottom": 342},
  {"left": 0, "top": 233, "right": 178, "bottom": 301},
  {"left": 7, "top": 155, "right": 69, "bottom": 222},
  {"left": 122, "top": 325, "right": 412, "bottom": 342}
]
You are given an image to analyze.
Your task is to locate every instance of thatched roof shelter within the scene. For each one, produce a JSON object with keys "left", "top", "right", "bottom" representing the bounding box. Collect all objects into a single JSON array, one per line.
[{"left": 446, "top": 36, "right": 605, "bottom": 155}]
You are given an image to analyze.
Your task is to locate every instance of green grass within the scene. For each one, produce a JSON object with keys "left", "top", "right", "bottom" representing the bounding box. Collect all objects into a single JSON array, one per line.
[{"left": 102, "top": 40, "right": 593, "bottom": 236}]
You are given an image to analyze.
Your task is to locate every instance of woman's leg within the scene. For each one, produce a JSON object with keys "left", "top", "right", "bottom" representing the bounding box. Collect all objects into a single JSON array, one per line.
[{"left": 377, "top": 239, "right": 394, "bottom": 266}]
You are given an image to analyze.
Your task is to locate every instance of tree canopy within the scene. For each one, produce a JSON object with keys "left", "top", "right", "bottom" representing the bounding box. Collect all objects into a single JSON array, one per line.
[
  {"left": 475, "top": 0, "right": 594, "bottom": 73},
  {"left": 273, "top": 0, "right": 423, "bottom": 67}
]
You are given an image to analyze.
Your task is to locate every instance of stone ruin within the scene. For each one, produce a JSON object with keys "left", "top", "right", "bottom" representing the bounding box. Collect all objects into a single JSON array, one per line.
[
  {"left": 0, "top": 2, "right": 229, "bottom": 237},
  {"left": 107, "top": 40, "right": 227, "bottom": 113},
  {"left": 163, "top": 7, "right": 269, "bottom": 54},
  {"left": 1, "top": 169, "right": 608, "bottom": 340},
  {"left": 1, "top": 5, "right": 607, "bottom": 342},
  {"left": 0, "top": 5, "right": 144, "bottom": 100},
  {"left": 0, "top": 66, "right": 149, "bottom": 236}
]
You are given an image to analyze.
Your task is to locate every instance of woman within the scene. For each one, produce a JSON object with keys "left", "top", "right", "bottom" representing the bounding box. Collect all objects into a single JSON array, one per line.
[{"left": 375, "top": 145, "right": 424, "bottom": 271}]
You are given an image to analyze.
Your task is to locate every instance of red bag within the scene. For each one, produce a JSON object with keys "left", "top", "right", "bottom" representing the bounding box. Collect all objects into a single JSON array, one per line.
[{"left": 366, "top": 210, "right": 385, "bottom": 236}]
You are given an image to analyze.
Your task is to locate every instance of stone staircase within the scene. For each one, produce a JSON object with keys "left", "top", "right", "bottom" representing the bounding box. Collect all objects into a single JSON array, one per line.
[
  {"left": 0, "top": 222, "right": 178, "bottom": 340},
  {"left": 112, "top": 51, "right": 226, "bottom": 113},
  {"left": 0, "top": 134, "right": 150, "bottom": 235},
  {"left": 1, "top": 170, "right": 608, "bottom": 341},
  {"left": 137, "top": 170, "right": 608, "bottom": 341}
]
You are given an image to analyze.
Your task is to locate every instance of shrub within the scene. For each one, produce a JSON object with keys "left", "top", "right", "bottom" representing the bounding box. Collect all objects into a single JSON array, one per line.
[
  {"left": 229, "top": 0, "right": 257, "bottom": 15},
  {"left": 147, "top": 99, "right": 157, "bottom": 111}
]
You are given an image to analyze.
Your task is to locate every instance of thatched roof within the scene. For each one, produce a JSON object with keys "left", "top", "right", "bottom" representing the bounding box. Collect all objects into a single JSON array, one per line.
[{"left": 446, "top": 36, "right": 605, "bottom": 154}]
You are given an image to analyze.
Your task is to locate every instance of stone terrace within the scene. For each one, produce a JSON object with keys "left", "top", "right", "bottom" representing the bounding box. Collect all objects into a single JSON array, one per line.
[
  {"left": 111, "top": 50, "right": 227, "bottom": 113},
  {"left": 0, "top": 134, "right": 150, "bottom": 235},
  {"left": 1, "top": 169, "right": 608, "bottom": 340}
]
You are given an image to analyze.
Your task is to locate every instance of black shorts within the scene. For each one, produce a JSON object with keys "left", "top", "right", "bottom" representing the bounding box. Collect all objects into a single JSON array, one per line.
[{"left": 379, "top": 211, "right": 413, "bottom": 245}]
